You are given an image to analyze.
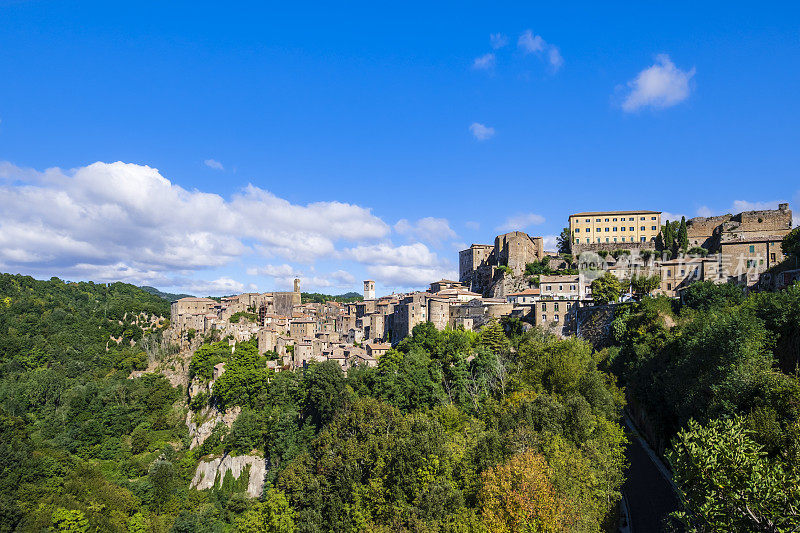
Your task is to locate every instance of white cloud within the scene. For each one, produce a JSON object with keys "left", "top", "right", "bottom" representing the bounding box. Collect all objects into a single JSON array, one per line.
[
  {"left": 343, "top": 242, "right": 440, "bottom": 267},
  {"left": 204, "top": 159, "right": 224, "bottom": 170},
  {"left": 517, "top": 30, "right": 563, "bottom": 71},
  {"left": 247, "top": 263, "right": 298, "bottom": 277},
  {"left": 548, "top": 46, "right": 563, "bottom": 70},
  {"left": 0, "top": 160, "right": 390, "bottom": 287},
  {"left": 542, "top": 235, "right": 558, "bottom": 251},
  {"left": 188, "top": 277, "right": 245, "bottom": 295},
  {"left": 472, "top": 53, "right": 495, "bottom": 70},
  {"left": 660, "top": 212, "right": 687, "bottom": 223},
  {"left": 469, "top": 122, "right": 495, "bottom": 141},
  {"left": 621, "top": 54, "right": 695, "bottom": 112},
  {"left": 731, "top": 199, "right": 782, "bottom": 212},
  {"left": 367, "top": 265, "right": 458, "bottom": 289},
  {"left": 464, "top": 221, "right": 480, "bottom": 231},
  {"left": 394, "top": 217, "right": 457, "bottom": 244},
  {"left": 490, "top": 33, "right": 508, "bottom": 49},
  {"left": 696, "top": 206, "right": 713, "bottom": 217},
  {"left": 496, "top": 213, "right": 546, "bottom": 232},
  {"left": 518, "top": 30, "right": 545, "bottom": 53}
]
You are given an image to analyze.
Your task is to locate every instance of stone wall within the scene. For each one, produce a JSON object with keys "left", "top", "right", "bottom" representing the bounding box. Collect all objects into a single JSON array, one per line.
[{"left": 494, "top": 232, "right": 544, "bottom": 276}]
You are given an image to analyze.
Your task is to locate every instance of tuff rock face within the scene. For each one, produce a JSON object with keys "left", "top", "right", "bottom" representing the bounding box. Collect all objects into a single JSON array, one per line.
[
  {"left": 190, "top": 453, "right": 265, "bottom": 498},
  {"left": 185, "top": 406, "right": 241, "bottom": 449}
]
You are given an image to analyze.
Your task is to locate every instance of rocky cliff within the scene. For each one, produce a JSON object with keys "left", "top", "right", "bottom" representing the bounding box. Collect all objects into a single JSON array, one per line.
[{"left": 190, "top": 453, "right": 266, "bottom": 498}]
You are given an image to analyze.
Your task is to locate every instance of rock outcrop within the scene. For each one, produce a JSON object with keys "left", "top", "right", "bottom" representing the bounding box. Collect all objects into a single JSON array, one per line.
[
  {"left": 190, "top": 453, "right": 265, "bottom": 498},
  {"left": 186, "top": 406, "right": 241, "bottom": 449}
]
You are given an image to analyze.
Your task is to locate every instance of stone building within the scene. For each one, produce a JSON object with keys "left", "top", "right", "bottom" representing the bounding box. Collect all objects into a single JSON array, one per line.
[
  {"left": 570, "top": 210, "right": 661, "bottom": 253},
  {"left": 539, "top": 275, "right": 581, "bottom": 300},
  {"left": 459, "top": 232, "right": 544, "bottom": 295}
]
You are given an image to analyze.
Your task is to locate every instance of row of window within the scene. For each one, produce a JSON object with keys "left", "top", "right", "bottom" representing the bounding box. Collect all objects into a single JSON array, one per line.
[
  {"left": 576, "top": 216, "right": 658, "bottom": 223},
  {"left": 575, "top": 226, "right": 657, "bottom": 233},
  {"left": 544, "top": 284, "right": 577, "bottom": 291},
  {"left": 575, "top": 236, "right": 651, "bottom": 243}
]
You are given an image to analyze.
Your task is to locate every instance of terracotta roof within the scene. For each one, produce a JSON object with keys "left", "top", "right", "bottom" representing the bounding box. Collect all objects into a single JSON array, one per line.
[{"left": 508, "top": 288, "right": 541, "bottom": 296}]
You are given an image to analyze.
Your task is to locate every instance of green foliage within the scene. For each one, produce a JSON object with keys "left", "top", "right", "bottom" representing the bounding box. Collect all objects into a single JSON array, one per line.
[
  {"left": 229, "top": 311, "right": 257, "bottom": 324},
  {"left": 668, "top": 417, "right": 800, "bottom": 532},
  {"left": 50, "top": 508, "right": 89, "bottom": 532},
  {"left": 630, "top": 274, "right": 661, "bottom": 297},
  {"left": 212, "top": 339, "right": 268, "bottom": 410},
  {"left": 496, "top": 265, "right": 512, "bottom": 276},
  {"left": 591, "top": 272, "right": 622, "bottom": 305},
  {"left": 189, "top": 341, "right": 230, "bottom": 381},
  {"left": 677, "top": 216, "right": 689, "bottom": 252},
  {"left": 687, "top": 246, "right": 708, "bottom": 257},
  {"left": 610, "top": 249, "right": 631, "bottom": 259},
  {"left": 301, "top": 292, "right": 362, "bottom": 304},
  {"left": 235, "top": 489, "right": 296, "bottom": 533},
  {"left": 557, "top": 227, "right": 572, "bottom": 254},
  {"left": 524, "top": 256, "right": 552, "bottom": 276},
  {"left": 681, "top": 280, "right": 744, "bottom": 311},
  {"left": 782, "top": 226, "right": 800, "bottom": 258}
]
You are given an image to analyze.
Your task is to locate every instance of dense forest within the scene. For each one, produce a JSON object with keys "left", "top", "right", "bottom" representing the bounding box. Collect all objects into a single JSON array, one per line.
[
  {"left": 2, "top": 271, "right": 800, "bottom": 532},
  {"left": 608, "top": 281, "right": 800, "bottom": 531}
]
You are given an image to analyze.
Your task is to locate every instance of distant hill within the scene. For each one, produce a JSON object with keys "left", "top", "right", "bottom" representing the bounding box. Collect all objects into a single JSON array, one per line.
[
  {"left": 301, "top": 291, "right": 363, "bottom": 304},
  {"left": 140, "top": 285, "right": 195, "bottom": 302}
]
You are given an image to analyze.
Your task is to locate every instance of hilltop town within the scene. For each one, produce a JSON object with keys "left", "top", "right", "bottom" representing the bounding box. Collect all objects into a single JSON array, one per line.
[{"left": 168, "top": 203, "right": 797, "bottom": 375}]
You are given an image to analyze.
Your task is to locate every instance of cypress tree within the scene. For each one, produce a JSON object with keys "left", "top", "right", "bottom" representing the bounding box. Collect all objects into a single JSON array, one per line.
[{"left": 678, "top": 216, "right": 689, "bottom": 253}]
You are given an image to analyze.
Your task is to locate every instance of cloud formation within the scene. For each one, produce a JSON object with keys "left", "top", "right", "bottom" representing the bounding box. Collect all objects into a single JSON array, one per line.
[
  {"left": 621, "top": 54, "right": 695, "bottom": 112},
  {"left": 0, "top": 161, "right": 391, "bottom": 291},
  {"left": 394, "top": 217, "right": 457, "bottom": 245},
  {"left": 496, "top": 213, "right": 546, "bottom": 232},
  {"left": 469, "top": 122, "right": 496, "bottom": 141},
  {"left": 472, "top": 53, "right": 495, "bottom": 70},
  {"left": 204, "top": 159, "right": 224, "bottom": 170},
  {"left": 517, "top": 30, "right": 563, "bottom": 71},
  {"left": 490, "top": 33, "right": 508, "bottom": 49}
]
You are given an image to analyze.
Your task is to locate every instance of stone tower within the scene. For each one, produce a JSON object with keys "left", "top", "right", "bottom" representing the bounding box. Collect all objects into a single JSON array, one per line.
[
  {"left": 294, "top": 278, "right": 300, "bottom": 293},
  {"left": 363, "top": 280, "right": 375, "bottom": 300}
]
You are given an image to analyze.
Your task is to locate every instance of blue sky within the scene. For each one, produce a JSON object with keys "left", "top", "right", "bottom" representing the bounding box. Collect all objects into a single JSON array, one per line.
[{"left": 1, "top": 1, "right": 799, "bottom": 295}]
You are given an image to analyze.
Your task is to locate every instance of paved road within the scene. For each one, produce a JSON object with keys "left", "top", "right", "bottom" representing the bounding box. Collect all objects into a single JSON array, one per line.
[{"left": 621, "top": 416, "right": 682, "bottom": 532}]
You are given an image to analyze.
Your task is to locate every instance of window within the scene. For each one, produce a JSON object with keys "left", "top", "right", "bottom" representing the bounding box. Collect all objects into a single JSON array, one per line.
[
  {"left": 667, "top": 269, "right": 672, "bottom": 276},
  {"left": 630, "top": 227, "right": 635, "bottom": 231},
  {"left": 621, "top": 226, "right": 626, "bottom": 231},
  {"left": 651, "top": 216, "right": 657, "bottom": 220},
  {"left": 749, "top": 245, "right": 755, "bottom": 253},
  {"left": 613, "top": 217, "right": 617, "bottom": 221},
  {"left": 554, "top": 315, "right": 560, "bottom": 322},
  {"left": 542, "top": 303, "right": 547, "bottom": 310},
  {"left": 651, "top": 226, "right": 657, "bottom": 230},
  {"left": 575, "top": 228, "right": 580, "bottom": 233},
  {"left": 630, "top": 217, "right": 635, "bottom": 221},
  {"left": 585, "top": 218, "right": 590, "bottom": 223},
  {"left": 771, "top": 253, "right": 776, "bottom": 262},
  {"left": 641, "top": 237, "right": 646, "bottom": 242},
  {"left": 542, "top": 315, "right": 547, "bottom": 322},
  {"left": 680, "top": 269, "right": 685, "bottom": 275},
  {"left": 559, "top": 285, "right": 563, "bottom": 290},
  {"left": 640, "top": 226, "right": 646, "bottom": 231},
  {"left": 596, "top": 218, "right": 601, "bottom": 222},
  {"left": 606, "top": 238, "right": 610, "bottom": 243},
  {"left": 575, "top": 238, "right": 580, "bottom": 243},
  {"left": 614, "top": 237, "right": 618, "bottom": 242},
  {"left": 667, "top": 283, "right": 672, "bottom": 290},
  {"left": 613, "top": 226, "right": 618, "bottom": 231},
  {"left": 605, "top": 218, "right": 610, "bottom": 222},
  {"left": 554, "top": 303, "right": 559, "bottom": 311},
  {"left": 640, "top": 217, "right": 645, "bottom": 220},
  {"left": 622, "top": 237, "right": 626, "bottom": 242},
  {"left": 597, "top": 238, "right": 600, "bottom": 243},
  {"left": 605, "top": 227, "right": 610, "bottom": 232},
  {"left": 546, "top": 285, "right": 552, "bottom": 291},
  {"left": 570, "top": 285, "right": 576, "bottom": 290}
]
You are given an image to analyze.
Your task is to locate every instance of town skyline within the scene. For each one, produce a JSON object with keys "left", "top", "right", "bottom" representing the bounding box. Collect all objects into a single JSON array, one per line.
[{"left": 1, "top": 2, "right": 799, "bottom": 295}]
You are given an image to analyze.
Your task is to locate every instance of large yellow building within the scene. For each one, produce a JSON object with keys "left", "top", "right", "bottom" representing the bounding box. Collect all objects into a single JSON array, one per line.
[{"left": 569, "top": 210, "right": 661, "bottom": 250}]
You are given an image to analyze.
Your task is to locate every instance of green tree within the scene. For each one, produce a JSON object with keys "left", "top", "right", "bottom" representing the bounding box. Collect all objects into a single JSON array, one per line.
[
  {"left": 557, "top": 227, "right": 572, "bottom": 255},
  {"left": 678, "top": 216, "right": 689, "bottom": 252},
  {"left": 782, "top": 226, "right": 800, "bottom": 258},
  {"left": 235, "top": 489, "right": 297, "bottom": 532},
  {"left": 50, "top": 508, "right": 89, "bottom": 532},
  {"left": 668, "top": 417, "right": 800, "bottom": 532},
  {"left": 591, "top": 273, "right": 622, "bottom": 305},
  {"left": 631, "top": 274, "right": 661, "bottom": 297}
]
